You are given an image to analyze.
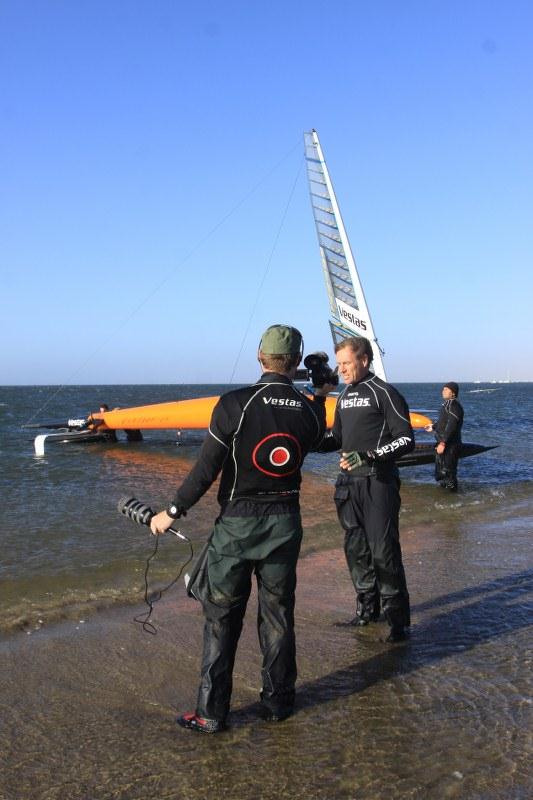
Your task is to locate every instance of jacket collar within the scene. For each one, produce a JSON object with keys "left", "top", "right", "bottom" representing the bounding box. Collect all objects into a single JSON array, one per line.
[
  {"left": 350, "top": 371, "right": 373, "bottom": 388},
  {"left": 257, "top": 372, "right": 293, "bottom": 385}
]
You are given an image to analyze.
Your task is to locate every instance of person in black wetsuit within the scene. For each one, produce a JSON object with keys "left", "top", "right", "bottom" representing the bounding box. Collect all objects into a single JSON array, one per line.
[
  {"left": 150, "top": 325, "right": 326, "bottom": 733},
  {"left": 316, "top": 336, "right": 414, "bottom": 642},
  {"left": 96, "top": 404, "right": 117, "bottom": 442},
  {"left": 425, "top": 382, "right": 464, "bottom": 491}
]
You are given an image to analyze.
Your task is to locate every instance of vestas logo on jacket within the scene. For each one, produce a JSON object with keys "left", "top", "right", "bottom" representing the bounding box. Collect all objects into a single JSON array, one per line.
[
  {"left": 263, "top": 397, "right": 303, "bottom": 408},
  {"left": 340, "top": 397, "right": 371, "bottom": 409},
  {"left": 375, "top": 436, "right": 412, "bottom": 456},
  {"left": 336, "top": 299, "right": 368, "bottom": 332}
]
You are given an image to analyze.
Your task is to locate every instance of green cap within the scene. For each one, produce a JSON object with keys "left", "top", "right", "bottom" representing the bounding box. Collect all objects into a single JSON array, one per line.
[{"left": 260, "top": 324, "right": 303, "bottom": 355}]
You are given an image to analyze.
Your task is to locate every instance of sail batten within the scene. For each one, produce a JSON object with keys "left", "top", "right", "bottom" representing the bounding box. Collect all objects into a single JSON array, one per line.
[
  {"left": 304, "top": 130, "right": 386, "bottom": 381},
  {"left": 324, "top": 253, "right": 345, "bottom": 264},
  {"left": 320, "top": 238, "right": 344, "bottom": 250},
  {"left": 332, "top": 286, "right": 357, "bottom": 304},
  {"left": 310, "top": 191, "right": 333, "bottom": 201},
  {"left": 330, "top": 274, "right": 354, "bottom": 291},
  {"left": 316, "top": 218, "right": 340, "bottom": 230},
  {"left": 319, "top": 231, "right": 343, "bottom": 244},
  {"left": 313, "top": 204, "right": 335, "bottom": 215}
]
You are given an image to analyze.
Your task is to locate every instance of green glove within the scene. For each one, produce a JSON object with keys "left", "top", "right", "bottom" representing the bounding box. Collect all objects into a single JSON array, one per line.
[{"left": 341, "top": 451, "right": 365, "bottom": 470}]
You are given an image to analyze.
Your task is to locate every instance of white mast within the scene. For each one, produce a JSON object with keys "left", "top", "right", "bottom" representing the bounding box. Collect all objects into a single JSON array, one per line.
[{"left": 304, "top": 129, "right": 387, "bottom": 381}]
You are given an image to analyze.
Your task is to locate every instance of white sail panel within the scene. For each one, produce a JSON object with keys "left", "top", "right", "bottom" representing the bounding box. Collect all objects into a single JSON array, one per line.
[{"left": 304, "top": 130, "right": 386, "bottom": 381}]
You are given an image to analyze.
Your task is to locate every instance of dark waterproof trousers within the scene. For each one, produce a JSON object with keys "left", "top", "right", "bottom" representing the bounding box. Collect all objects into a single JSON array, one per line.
[
  {"left": 435, "top": 444, "right": 460, "bottom": 489},
  {"left": 334, "top": 474, "right": 410, "bottom": 629},
  {"left": 195, "top": 513, "right": 302, "bottom": 723}
]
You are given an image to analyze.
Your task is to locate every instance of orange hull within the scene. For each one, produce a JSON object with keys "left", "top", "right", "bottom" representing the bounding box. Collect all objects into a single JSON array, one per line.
[{"left": 91, "top": 396, "right": 431, "bottom": 431}]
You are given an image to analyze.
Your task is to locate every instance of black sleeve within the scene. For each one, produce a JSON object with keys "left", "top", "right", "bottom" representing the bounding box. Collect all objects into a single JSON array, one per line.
[
  {"left": 172, "top": 397, "right": 233, "bottom": 510},
  {"left": 314, "top": 397, "right": 342, "bottom": 453},
  {"left": 372, "top": 387, "right": 414, "bottom": 461},
  {"left": 309, "top": 394, "right": 328, "bottom": 447}
]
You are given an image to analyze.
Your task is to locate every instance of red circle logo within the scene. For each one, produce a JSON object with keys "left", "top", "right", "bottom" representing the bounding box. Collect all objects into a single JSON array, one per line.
[
  {"left": 252, "top": 433, "right": 302, "bottom": 477},
  {"left": 270, "top": 446, "right": 290, "bottom": 466}
]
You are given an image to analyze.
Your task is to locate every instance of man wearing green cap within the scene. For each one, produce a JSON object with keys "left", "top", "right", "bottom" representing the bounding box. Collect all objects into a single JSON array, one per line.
[{"left": 150, "top": 324, "right": 326, "bottom": 733}]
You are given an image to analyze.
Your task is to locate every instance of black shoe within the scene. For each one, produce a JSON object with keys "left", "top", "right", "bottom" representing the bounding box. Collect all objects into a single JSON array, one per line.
[
  {"left": 352, "top": 616, "right": 372, "bottom": 627},
  {"left": 440, "top": 480, "right": 458, "bottom": 491},
  {"left": 385, "top": 626, "right": 410, "bottom": 643},
  {"left": 341, "top": 609, "right": 380, "bottom": 627},
  {"left": 177, "top": 712, "right": 226, "bottom": 734},
  {"left": 261, "top": 706, "right": 293, "bottom": 722}
]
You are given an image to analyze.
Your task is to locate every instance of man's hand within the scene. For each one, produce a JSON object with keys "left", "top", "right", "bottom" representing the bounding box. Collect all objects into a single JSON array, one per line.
[
  {"left": 436, "top": 442, "right": 446, "bottom": 455},
  {"left": 150, "top": 510, "right": 174, "bottom": 536},
  {"left": 424, "top": 424, "right": 434, "bottom": 433},
  {"left": 314, "top": 382, "right": 337, "bottom": 397},
  {"left": 340, "top": 451, "right": 365, "bottom": 470}
]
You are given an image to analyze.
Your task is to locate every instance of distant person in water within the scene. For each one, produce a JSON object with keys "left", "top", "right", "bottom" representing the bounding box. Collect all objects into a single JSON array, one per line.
[
  {"left": 425, "top": 382, "right": 464, "bottom": 491},
  {"left": 98, "top": 403, "right": 142, "bottom": 442},
  {"left": 97, "top": 403, "right": 117, "bottom": 441}
]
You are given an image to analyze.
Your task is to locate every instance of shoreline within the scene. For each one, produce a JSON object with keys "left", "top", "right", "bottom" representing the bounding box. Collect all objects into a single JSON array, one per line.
[
  {"left": 1, "top": 508, "right": 532, "bottom": 800},
  {"left": 4, "top": 476, "right": 532, "bottom": 638}
]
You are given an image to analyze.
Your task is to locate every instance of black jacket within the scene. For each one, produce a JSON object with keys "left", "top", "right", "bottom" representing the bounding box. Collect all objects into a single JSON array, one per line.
[
  {"left": 172, "top": 373, "right": 326, "bottom": 512},
  {"left": 434, "top": 398, "right": 463, "bottom": 445},
  {"left": 318, "top": 373, "right": 414, "bottom": 478}
]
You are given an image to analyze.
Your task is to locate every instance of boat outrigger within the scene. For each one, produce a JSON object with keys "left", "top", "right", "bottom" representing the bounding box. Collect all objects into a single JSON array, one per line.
[{"left": 28, "top": 130, "right": 495, "bottom": 467}]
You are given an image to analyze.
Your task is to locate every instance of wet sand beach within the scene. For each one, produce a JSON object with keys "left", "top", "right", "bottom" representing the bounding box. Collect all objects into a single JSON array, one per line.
[{"left": 1, "top": 493, "right": 532, "bottom": 800}]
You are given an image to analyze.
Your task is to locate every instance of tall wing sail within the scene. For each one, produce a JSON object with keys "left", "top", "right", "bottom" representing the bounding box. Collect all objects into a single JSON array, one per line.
[{"left": 304, "top": 129, "right": 386, "bottom": 381}]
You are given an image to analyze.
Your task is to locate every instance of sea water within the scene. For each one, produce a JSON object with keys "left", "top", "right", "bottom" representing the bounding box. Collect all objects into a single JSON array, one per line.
[{"left": 0, "top": 382, "right": 532, "bottom": 634}]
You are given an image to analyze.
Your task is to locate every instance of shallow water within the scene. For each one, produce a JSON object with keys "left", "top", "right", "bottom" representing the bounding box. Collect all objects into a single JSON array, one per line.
[{"left": 1, "top": 383, "right": 532, "bottom": 634}]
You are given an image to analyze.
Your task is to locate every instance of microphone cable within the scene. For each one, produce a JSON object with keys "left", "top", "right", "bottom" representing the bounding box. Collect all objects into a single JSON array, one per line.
[
  {"left": 118, "top": 496, "right": 194, "bottom": 635},
  {"left": 133, "top": 528, "right": 194, "bottom": 635}
]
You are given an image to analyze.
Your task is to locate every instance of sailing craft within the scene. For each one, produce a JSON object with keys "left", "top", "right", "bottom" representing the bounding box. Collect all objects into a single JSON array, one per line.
[
  {"left": 303, "top": 130, "right": 386, "bottom": 378},
  {"left": 28, "top": 130, "right": 494, "bottom": 466}
]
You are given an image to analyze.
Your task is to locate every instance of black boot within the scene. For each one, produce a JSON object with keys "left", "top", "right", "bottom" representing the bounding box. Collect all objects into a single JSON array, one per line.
[
  {"left": 351, "top": 608, "right": 380, "bottom": 627},
  {"left": 337, "top": 592, "right": 380, "bottom": 627},
  {"left": 384, "top": 626, "right": 410, "bottom": 643}
]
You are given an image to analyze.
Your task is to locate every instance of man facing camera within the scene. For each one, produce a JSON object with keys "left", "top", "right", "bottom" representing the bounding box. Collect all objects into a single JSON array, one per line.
[{"left": 316, "top": 336, "right": 414, "bottom": 642}]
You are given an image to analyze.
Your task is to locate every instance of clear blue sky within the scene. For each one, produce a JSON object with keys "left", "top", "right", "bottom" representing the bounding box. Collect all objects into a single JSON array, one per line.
[{"left": 1, "top": 0, "right": 532, "bottom": 384}]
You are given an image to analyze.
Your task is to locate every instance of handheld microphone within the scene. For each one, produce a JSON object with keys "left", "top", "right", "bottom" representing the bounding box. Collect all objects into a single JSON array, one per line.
[
  {"left": 118, "top": 496, "right": 156, "bottom": 526},
  {"left": 117, "top": 496, "right": 188, "bottom": 540}
]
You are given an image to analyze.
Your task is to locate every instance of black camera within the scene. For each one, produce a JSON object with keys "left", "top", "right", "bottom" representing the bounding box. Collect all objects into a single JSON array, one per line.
[{"left": 298, "top": 351, "right": 339, "bottom": 388}]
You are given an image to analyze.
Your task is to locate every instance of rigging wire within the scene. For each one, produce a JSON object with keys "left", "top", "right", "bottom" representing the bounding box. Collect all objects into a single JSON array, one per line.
[
  {"left": 23, "top": 139, "right": 302, "bottom": 427},
  {"left": 227, "top": 155, "right": 304, "bottom": 384}
]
